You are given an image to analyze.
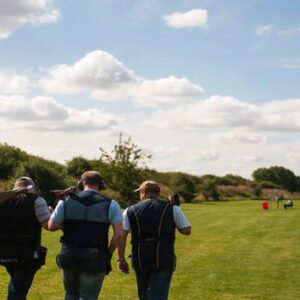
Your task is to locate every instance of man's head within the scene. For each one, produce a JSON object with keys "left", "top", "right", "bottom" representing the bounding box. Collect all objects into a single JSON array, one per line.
[
  {"left": 134, "top": 180, "right": 160, "bottom": 200},
  {"left": 79, "top": 170, "right": 105, "bottom": 191},
  {"left": 13, "top": 176, "right": 36, "bottom": 193}
]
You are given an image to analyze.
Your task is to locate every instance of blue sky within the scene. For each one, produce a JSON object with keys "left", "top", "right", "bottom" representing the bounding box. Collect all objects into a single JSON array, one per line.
[{"left": 0, "top": 0, "right": 300, "bottom": 178}]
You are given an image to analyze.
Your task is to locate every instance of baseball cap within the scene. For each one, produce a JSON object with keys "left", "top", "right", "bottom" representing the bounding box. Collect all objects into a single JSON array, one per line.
[{"left": 134, "top": 180, "right": 160, "bottom": 193}]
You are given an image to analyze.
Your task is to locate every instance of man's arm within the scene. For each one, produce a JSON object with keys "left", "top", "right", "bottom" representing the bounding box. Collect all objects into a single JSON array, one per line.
[
  {"left": 108, "top": 221, "right": 123, "bottom": 255},
  {"left": 108, "top": 200, "right": 124, "bottom": 255},
  {"left": 173, "top": 206, "right": 192, "bottom": 236},
  {"left": 0, "top": 188, "right": 29, "bottom": 202},
  {"left": 117, "top": 230, "right": 129, "bottom": 273},
  {"left": 34, "top": 196, "right": 53, "bottom": 231},
  {"left": 48, "top": 219, "right": 63, "bottom": 231},
  {"left": 177, "top": 226, "right": 191, "bottom": 235},
  {"left": 47, "top": 200, "right": 65, "bottom": 231}
]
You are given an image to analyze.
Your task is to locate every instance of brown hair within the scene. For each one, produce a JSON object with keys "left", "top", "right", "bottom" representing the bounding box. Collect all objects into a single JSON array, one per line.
[{"left": 81, "top": 171, "right": 104, "bottom": 189}]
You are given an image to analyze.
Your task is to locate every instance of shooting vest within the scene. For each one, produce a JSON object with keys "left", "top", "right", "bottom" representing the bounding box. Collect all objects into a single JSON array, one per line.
[
  {"left": 127, "top": 199, "right": 176, "bottom": 271},
  {"left": 0, "top": 193, "right": 41, "bottom": 266},
  {"left": 61, "top": 190, "right": 111, "bottom": 250}
]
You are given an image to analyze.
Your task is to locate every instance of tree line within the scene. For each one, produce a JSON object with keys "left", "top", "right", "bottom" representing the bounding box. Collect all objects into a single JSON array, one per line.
[{"left": 1, "top": 139, "right": 300, "bottom": 206}]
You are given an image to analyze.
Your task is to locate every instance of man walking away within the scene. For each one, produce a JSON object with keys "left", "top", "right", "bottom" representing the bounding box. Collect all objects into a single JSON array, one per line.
[
  {"left": 0, "top": 177, "right": 51, "bottom": 300},
  {"left": 118, "top": 180, "right": 191, "bottom": 300},
  {"left": 49, "top": 170, "right": 123, "bottom": 300}
]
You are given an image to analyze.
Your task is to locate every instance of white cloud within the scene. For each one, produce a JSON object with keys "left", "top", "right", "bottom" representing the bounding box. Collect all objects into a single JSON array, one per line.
[
  {"left": 152, "top": 146, "right": 182, "bottom": 159},
  {"left": 260, "top": 99, "right": 300, "bottom": 131},
  {"left": 212, "top": 130, "right": 266, "bottom": 144},
  {"left": 146, "top": 95, "right": 259, "bottom": 129},
  {"left": 163, "top": 9, "right": 208, "bottom": 29},
  {"left": 286, "top": 151, "right": 300, "bottom": 162},
  {"left": 196, "top": 149, "right": 219, "bottom": 161},
  {"left": 40, "top": 50, "right": 204, "bottom": 107},
  {"left": 143, "top": 96, "right": 300, "bottom": 134},
  {"left": 40, "top": 50, "right": 138, "bottom": 98},
  {"left": 0, "top": 94, "right": 120, "bottom": 132},
  {"left": 134, "top": 76, "right": 204, "bottom": 107},
  {"left": 255, "top": 25, "right": 273, "bottom": 35},
  {"left": 0, "top": 0, "right": 60, "bottom": 38},
  {"left": 238, "top": 154, "right": 263, "bottom": 163},
  {"left": 0, "top": 73, "right": 32, "bottom": 94}
]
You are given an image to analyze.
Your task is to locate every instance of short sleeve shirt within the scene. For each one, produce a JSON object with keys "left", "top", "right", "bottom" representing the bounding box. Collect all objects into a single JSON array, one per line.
[
  {"left": 123, "top": 203, "right": 190, "bottom": 232},
  {"left": 50, "top": 198, "right": 123, "bottom": 224},
  {"left": 34, "top": 196, "right": 51, "bottom": 224}
]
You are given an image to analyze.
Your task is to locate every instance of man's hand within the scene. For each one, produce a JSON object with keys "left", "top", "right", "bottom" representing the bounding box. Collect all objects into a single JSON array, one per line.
[
  {"left": 48, "top": 206, "right": 54, "bottom": 213},
  {"left": 118, "top": 259, "right": 129, "bottom": 274}
]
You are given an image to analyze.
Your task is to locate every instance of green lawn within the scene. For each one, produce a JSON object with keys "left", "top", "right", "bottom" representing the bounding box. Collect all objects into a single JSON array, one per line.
[{"left": 1, "top": 201, "right": 300, "bottom": 299}]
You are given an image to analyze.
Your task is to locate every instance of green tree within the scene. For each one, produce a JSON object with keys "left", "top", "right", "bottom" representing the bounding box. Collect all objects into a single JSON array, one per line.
[
  {"left": 0, "top": 143, "right": 28, "bottom": 179},
  {"left": 295, "top": 176, "right": 300, "bottom": 192},
  {"left": 252, "top": 166, "right": 297, "bottom": 192},
  {"left": 14, "top": 158, "right": 68, "bottom": 203},
  {"left": 218, "top": 174, "right": 249, "bottom": 186},
  {"left": 200, "top": 178, "right": 220, "bottom": 201},
  {"left": 66, "top": 156, "right": 93, "bottom": 178},
  {"left": 99, "top": 135, "right": 151, "bottom": 205},
  {"left": 169, "top": 172, "right": 197, "bottom": 203}
]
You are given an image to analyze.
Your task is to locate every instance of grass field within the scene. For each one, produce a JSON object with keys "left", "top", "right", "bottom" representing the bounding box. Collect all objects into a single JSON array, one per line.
[{"left": 1, "top": 201, "right": 300, "bottom": 299}]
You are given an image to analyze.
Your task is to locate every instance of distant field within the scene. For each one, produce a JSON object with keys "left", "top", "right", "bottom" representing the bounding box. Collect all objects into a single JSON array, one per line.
[{"left": 1, "top": 201, "right": 300, "bottom": 299}]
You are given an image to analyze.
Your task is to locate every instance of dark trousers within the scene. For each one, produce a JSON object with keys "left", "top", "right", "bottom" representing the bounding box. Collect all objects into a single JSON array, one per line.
[
  {"left": 5, "top": 265, "right": 38, "bottom": 300},
  {"left": 134, "top": 268, "right": 173, "bottom": 300}
]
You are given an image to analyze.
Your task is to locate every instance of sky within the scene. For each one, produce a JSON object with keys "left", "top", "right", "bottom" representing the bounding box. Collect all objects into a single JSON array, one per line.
[{"left": 0, "top": 0, "right": 300, "bottom": 179}]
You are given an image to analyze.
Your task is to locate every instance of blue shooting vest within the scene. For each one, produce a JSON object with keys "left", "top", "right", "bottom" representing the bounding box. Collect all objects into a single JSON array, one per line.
[{"left": 59, "top": 190, "right": 112, "bottom": 273}]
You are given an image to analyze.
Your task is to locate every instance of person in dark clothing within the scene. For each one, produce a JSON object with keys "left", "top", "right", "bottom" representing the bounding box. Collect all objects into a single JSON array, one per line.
[
  {"left": 167, "top": 193, "right": 180, "bottom": 206},
  {"left": 284, "top": 199, "right": 293, "bottom": 209},
  {"left": 0, "top": 177, "right": 51, "bottom": 300},
  {"left": 48, "top": 170, "right": 123, "bottom": 300},
  {"left": 118, "top": 180, "right": 191, "bottom": 300}
]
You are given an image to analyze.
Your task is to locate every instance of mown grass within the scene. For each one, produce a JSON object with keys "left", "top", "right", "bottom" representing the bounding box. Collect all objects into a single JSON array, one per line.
[{"left": 1, "top": 201, "right": 300, "bottom": 299}]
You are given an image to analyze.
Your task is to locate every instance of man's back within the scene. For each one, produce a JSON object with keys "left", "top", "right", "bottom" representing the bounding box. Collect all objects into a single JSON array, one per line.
[
  {"left": 127, "top": 199, "right": 176, "bottom": 271},
  {"left": 62, "top": 190, "right": 111, "bottom": 249},
  {"left": 0, "top": 193, "right": 39, "bottom": 249},
  {"left": 118, "top": 180, "right": 191, "bottom": 300}
]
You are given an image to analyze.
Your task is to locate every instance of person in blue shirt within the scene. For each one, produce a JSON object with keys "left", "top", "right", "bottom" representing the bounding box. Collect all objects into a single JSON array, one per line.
[{"left": 49, "top": 170, "right": 123, "bottom": 300}]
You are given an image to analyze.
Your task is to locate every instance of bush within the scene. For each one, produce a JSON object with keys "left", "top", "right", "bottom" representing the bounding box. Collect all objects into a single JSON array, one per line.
[
  {"left": 218, "top": 185, "right": 255, "bottom": 199},
  {"left": 66, "top": 156, "right": 93, "bottom": 178},
  {"left": 0, "top": 143, "right": 28, "bottom": 179},
  {"left": 14, "top": 158, "right": 68, "bottom": 203}
]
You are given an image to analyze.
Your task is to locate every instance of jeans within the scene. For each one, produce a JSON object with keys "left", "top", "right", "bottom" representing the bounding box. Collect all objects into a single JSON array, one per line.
[
  {"left": 63, "top": 269, "right": 105, "bottom": 300},
  {"left": 5, "top": 265, "right": 38, "bottom": 300},
  {"left": 134, "top": 269, "right": 173, "bottom": 300},
  {"left": 58, "top": 246, "right": 108, "bottom": 299}
]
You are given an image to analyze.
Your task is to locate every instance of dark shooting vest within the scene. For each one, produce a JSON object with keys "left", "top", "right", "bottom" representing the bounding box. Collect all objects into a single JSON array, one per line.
[
  {"left": 127, "top": 199, "right": 176, "bottom": 271},
  {"left": 58, "top": 190, "right": 112, "bottom": 273},
  {"left": 0, "top": 193, "right": 41, "bottom": 266}
]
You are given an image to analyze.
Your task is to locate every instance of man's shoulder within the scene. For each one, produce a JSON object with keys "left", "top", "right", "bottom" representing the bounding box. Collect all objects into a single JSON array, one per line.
[
  {"left": 75, "top": 191, "right": 112, "bottom": 205},
  {"left": 128, "top": 199, "right": 169, "bottom": 212}
]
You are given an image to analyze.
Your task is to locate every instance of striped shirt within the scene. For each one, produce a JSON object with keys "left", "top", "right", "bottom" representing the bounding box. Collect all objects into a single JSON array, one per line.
[{"left": 34, "top": 196, "right": 51, "bottom": 224}]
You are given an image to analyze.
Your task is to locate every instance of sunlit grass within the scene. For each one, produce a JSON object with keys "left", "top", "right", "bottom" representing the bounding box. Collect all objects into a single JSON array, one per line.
[{"left": 1, "top": 201, "right": 300, "bottom": 299}]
